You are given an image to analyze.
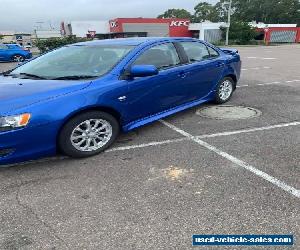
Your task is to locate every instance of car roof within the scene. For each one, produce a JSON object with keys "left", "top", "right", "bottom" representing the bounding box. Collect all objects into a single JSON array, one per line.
[
  {"left": 0, "top": 43, "right": 20, "bottom": 46},
  {"left": 74, "top": 37, "right": 199, "bottom": 46}
]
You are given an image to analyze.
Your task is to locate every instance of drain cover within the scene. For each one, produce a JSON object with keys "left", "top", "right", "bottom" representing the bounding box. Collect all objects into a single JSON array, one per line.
[{"left": 196, "top": 105, "right": 262, "bottom": 120}]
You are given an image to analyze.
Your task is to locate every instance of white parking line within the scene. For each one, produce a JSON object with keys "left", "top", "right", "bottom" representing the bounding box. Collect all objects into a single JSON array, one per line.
[
  {"left": 286, "top": 80, "right": 300, "bottom": 83},
  {"left": 196, "top": 121, "right": 300, "bottom": 139},
  {"left": 242, "top": 66, "right": 271, "bottom": 71},
  {"left": 160, "top": 120, "right": 300, "bottom": 199},
  {"left": 237, "top": 79, "right": 300, "bottom": 88},
  {"left": 107, "top": 138, "right": 187, "bottom": 152},
  {"left": 257, "top": 81, "right": 280, "bottom": 86},
  {"left": 105, "top": 121, "right": 300, "bottom": 153},
  {"left": 246, "top": 57, "right": 276, "bottom": 60}
]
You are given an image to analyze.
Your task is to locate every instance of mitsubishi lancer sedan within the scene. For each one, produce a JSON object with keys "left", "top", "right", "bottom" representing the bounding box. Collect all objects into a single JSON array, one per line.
[
  {"left": 0, "top": 44, "right": 32, "bottom": 62},
  {"left": 0, "top": 37, "right": 241, "bottom": 165}
]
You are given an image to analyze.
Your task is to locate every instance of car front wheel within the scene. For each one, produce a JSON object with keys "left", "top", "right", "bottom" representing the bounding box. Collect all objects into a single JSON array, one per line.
[
  {"left": 58, "top": 111, "right": 119, "bottom": 158},
  {"left": 214, "top": 77, "right": 234, "bottom": 104}
]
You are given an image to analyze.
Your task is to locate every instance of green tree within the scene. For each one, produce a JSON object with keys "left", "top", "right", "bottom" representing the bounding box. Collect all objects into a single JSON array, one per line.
[
  {"left": 221, "top": 21, "right": 257, "bottom": 44},
  {"left": 192, "top": 2, "right": 220, "bottom": 22},
  {"left": 227, "top": 0, "right": 300, "bottom": 25},
  {"left": 0, "top": 34, "right": 3, "bottom": 40},
  {"left": 34, "top": 36, "right": 90, "bottom": 53},
  {"left": 158, "top": 9, "right": 192, "bottom": 19}
]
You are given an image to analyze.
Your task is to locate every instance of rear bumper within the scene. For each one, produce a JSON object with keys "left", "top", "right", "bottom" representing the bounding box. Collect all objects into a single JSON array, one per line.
[
  {"left": 0, "top": 122, "right": 59, "bottom": 166},
  {"left": 26, "top": 52, "right": 32, "bottom": 59}
]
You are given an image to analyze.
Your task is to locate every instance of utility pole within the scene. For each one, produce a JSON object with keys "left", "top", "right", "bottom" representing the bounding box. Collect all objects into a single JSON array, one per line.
[{"left": 225, "top": 0, "right": 232, "bottom": 46}]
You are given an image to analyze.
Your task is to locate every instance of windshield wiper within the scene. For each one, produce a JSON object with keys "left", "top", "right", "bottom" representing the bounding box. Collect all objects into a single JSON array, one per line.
[
  {"left": 11, "top": 73, "right": 47, "bottom": 79},
  {"left": 20, "top": 73, "right": 47, "bottom": 79},
  {"left": 52, "top": 75, "right": 98, "bottom": 80},
  {"left": 1, "top": 69, "right": 15, "bottom": 76}
]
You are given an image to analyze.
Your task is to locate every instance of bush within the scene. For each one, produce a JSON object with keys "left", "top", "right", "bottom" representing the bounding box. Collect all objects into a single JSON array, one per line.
[
  {"left": 220, "top": 21, "right": 258, "bottom": 45},
  {"left": 34, "top": 36, "right": 91, "bottom": 53}
]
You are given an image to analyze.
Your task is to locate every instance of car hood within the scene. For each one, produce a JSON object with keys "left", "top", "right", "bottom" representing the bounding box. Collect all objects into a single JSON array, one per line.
[{"left": 0, "top": 76, "right": 91, "bottom": 114}]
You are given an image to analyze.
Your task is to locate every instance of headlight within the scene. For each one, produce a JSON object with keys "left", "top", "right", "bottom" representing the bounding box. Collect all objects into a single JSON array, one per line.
[{"left": 0, "top": 113, "right": 31, "bottom": 130}]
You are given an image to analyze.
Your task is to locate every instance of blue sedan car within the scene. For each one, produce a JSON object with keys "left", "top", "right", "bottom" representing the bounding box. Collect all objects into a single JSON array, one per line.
[
  {"left": 0, "top": 44, "right": 32, "bottom": 62},
  {"left": 0, "top": 38, "right": 241, "bottom": 165}
]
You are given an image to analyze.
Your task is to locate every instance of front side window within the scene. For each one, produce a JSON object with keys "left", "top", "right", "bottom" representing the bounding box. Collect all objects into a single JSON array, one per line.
[
  {"left": 133, "top": 43, "right": 180, "bottom": 70},
  {"left": 180, "top": 42, "right": 210, "bottom": 62},
  {"left": 10, "top": 45, "right": 135, "bottom": 79},
  {"left": 207, "top": 46, "right": 220, "bottom": 58}
]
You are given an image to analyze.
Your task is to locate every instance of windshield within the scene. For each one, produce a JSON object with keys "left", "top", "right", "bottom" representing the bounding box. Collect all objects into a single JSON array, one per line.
[{"left": 10, "top": 45, "right": 135, "bottom": 80}]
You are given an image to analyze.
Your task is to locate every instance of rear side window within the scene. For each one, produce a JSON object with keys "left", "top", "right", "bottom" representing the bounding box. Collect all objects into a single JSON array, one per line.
[
  {"left": 207, "top": 46, "right": 219, "bottom": 58},
  {"left": 180, "top": 42, "right": 210, "bottom": 62},
  {"left": 133, "top": 43, "right": 180, "bottom": 70}
]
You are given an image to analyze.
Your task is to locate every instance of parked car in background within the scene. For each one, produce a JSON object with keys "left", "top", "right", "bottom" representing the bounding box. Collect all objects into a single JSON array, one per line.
[
  {"left": 0, "top": 44, "right": 32, "bottom": 62},
  {"left": 0, "top": 37, "right": 241, "bottom": 165}
]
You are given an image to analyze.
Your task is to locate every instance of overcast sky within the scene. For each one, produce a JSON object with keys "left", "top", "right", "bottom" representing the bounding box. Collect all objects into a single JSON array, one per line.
[{"left": 0, "top": 0, "right": 217, "bottom": 32}]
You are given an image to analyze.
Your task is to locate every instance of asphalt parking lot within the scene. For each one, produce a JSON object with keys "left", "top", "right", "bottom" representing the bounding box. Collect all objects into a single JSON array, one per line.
[{"left": 0, "top": 44, "right": 299, "bottom": 249}]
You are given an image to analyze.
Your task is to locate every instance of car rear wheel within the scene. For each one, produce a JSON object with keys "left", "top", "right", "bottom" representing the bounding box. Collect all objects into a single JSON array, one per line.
[
  {"left": 12, "top": 54, "right": 25, "bottom": 62},
  {"left": 214, "top": 77, "right": 234, "bottom": 104},
  {"left": 58, "top": 111, "right": 119, "bottom": 158}
]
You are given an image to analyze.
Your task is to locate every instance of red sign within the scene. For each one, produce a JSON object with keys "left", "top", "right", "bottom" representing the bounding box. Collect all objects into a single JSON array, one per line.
[
  {"left": 87, "top": 30, "right": 96, "bottom": 38},
  {"left": 109, "top": 18, "right": 193, "bottom": 37}
]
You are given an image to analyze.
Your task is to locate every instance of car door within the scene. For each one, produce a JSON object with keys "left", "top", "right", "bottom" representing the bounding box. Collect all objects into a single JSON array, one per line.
[
  {"left": 124, "top": 42, "right": 192, "bottom": 123},
  {"left": 0, "top": 44, "right": 9, "bottom": 61},
  {"left": 178, "top": 41, "right": 225, "bottom": 101}
]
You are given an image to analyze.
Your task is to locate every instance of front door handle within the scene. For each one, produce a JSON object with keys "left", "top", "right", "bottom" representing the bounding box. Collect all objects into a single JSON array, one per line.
[
  {"left": 178, "top": 71, "right": 187, "bottom": 79},
  {"left": 216, "top": 62, "right": 225, "bottom": 67}
]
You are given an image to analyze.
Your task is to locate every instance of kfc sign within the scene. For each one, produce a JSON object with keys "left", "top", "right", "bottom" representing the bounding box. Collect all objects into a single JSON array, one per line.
[
  {"left": 170, "top": 21, "right": 190, "bottom": 27},
  {"left": 110, "top": 21, "right": 118, "bottom": 28}
]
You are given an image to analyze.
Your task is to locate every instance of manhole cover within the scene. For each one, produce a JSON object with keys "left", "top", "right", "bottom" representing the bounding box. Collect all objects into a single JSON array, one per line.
[{"left": 196, "top": 105, "right": 262, "bottom": 120}]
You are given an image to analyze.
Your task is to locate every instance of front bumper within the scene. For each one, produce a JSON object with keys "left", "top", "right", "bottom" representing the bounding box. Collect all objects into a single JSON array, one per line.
[{"left": 0, "top": 122, "right": 59, "bottom": 166}]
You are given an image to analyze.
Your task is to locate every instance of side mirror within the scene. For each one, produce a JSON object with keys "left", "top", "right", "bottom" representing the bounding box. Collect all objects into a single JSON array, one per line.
[{"left": 130, "top": 65, "right": 159, "bottom": 78}]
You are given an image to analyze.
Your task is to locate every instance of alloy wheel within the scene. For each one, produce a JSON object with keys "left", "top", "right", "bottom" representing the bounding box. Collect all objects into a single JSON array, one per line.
[
  {"left": 70, "top": 119, "right": 113, "bottom": 152},
  {"left": 12, "top": 55, "right": 25, "bottom": 62},
  {"left": 219, "top": 80, "right": 233, "bottom": 101}
]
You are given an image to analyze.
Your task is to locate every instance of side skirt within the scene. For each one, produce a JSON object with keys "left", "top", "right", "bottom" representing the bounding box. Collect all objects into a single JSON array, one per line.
[{"left": 122, "top": 94, "right": 214, "bottom": 132}]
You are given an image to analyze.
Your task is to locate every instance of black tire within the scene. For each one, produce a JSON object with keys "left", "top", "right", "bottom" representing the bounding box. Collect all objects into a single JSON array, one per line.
[
  {"left": 12, "top": 54, "right": 25, "bottom": 62},
  {"left": 58, "top": 111, "right": 119, "bottom": 158},
  {"left": 214, "top": 77, "right": 235, "bottom": 104}
]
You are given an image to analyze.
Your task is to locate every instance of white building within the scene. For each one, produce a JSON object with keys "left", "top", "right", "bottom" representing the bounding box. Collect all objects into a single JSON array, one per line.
[
  {"left": 189, "top": 22, "right": 226, "bottom": 43},
  {"left": 0, "top": 31, "right": 15, "bottom": 43},
  {"left": 0, "top": 31, "right": 32, "bottom": 46},
  {"left": 249, "top": 21, "right": 297, "bottom": 28},
  {"left": 33, "top": 30, "right": 62, "bottom": 39},
  {"left": 63, "top": 21, "right": 110, "bottom": 38}
]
